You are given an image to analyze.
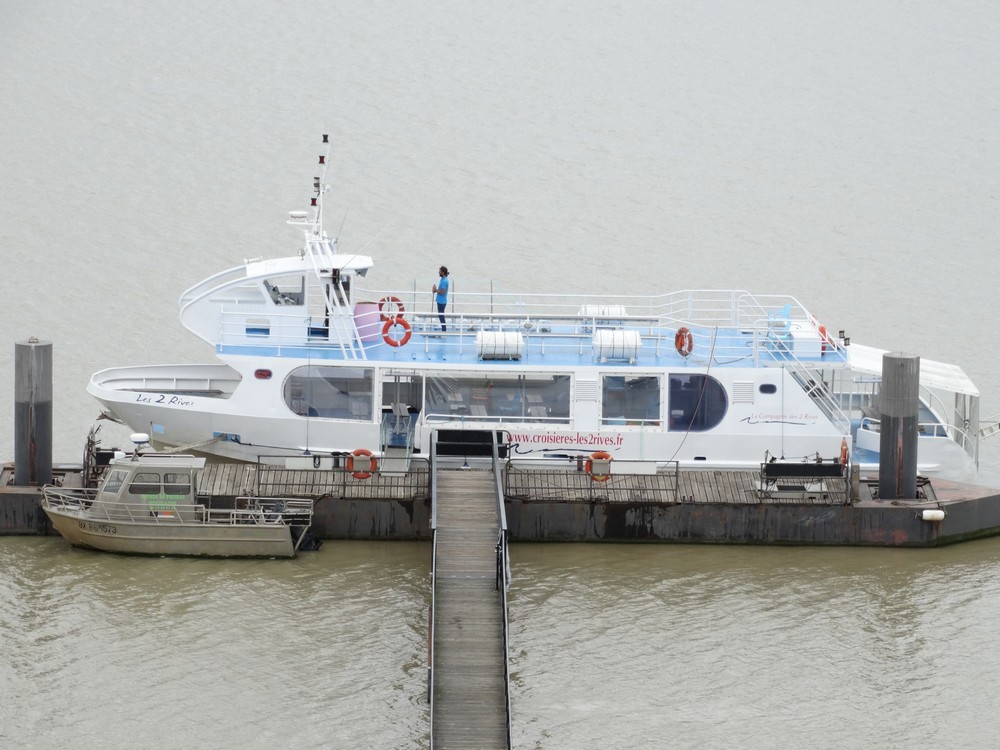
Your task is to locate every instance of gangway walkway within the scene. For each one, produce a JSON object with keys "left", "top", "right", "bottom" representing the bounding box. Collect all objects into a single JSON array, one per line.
[{"left": 430, "top": 464, "right": 512, "bottom": 749}]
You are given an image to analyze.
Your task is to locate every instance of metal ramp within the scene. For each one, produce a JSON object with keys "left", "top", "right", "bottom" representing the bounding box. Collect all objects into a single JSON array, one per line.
[{"left": 429, "top": 448, "right": 512, "bottom": 749}]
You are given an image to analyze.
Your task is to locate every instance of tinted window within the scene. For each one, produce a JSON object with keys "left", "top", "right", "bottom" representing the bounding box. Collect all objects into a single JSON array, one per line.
[
  {"left": 163, "top": 473, "right": 191, "bottom": 497},
  {"left": 101, "top": 469, "right": 128, "bottom": 496},
  {"left": 602, "top": 375, "right": 660, "bottom": 425},
  {"left": 128, "top": 472, "right": 161, "bottom": 496},
  {"left": 668, "top": 374, "right": 728, "bottom": 432},
  {"left": 284, "top": 366, "right": 374, "bottom": 420}
]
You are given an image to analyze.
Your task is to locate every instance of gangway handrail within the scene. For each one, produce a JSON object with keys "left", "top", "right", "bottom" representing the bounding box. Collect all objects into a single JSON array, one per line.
[
  {"left": 428, "top": 433, "right": 439, "bottom": 739},
  {"left": 491, "top": 431, "right": 514, "bottom": 750}
]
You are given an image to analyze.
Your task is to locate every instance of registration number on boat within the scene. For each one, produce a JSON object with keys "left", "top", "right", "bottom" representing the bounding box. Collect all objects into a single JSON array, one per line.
[{"left": 78, "top": 521, "right": 118, "bottom": 534}]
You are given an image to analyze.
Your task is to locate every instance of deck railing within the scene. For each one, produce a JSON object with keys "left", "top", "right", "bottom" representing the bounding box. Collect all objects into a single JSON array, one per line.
[
  {"left": 212, "top": 286, "right": 849, "bottom": 368},
  {"left": 252, "top": 456, "right": 431, "bottom": 499},
  {"left": 41, "top": 488, "right": 311, "bottom": 526},
  {"left": 503, "top": 457, "right": 681, "bottom": 503}
]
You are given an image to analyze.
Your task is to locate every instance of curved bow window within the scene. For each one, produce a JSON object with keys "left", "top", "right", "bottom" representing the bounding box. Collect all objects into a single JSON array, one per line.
[
  {"left": 668, "top": 374, "right": 728, "bottom": 432},
  {"left": 284, "top": 366, "right": 374, "bottom": 421}
]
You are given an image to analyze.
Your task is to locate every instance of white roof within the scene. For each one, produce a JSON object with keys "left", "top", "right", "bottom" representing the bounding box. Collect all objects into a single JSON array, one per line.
[
  {"left": 247, "top": 254, "right": 374, "bottom": 276},
  {"left": 848, "top": 343, "right": 979, "bottom": 397}
]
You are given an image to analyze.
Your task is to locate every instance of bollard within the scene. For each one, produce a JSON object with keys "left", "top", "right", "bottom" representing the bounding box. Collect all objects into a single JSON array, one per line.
[
  {"left": 14, "top": 338, "right": 53, "bottom": 486},
  {"left": 878, "top": 352, "right": 919, "bottom": 500}
]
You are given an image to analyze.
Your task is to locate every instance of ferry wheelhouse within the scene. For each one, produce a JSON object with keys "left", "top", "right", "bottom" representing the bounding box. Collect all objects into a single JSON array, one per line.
[{"left": 88, "top": 138, "right": 981, "bottom": 479}]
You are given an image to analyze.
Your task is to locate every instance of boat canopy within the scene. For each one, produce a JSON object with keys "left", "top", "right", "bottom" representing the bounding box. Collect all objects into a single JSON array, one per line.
[{"left": 848, "top": 343, "right": 979, "bottom": 397}]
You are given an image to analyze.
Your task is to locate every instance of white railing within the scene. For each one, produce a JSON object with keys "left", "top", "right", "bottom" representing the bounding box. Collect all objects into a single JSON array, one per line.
[
  {"left": 860, "top": 417, "right": 978, "bottom": 457},
  {"left": 210, "top": 286, "right": 852, "bottom": 370}
]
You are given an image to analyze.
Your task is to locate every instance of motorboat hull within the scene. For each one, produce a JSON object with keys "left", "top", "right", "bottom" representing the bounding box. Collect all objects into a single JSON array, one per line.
[{"left": 43, "top": 505, "right": 296, "bottom": 558}]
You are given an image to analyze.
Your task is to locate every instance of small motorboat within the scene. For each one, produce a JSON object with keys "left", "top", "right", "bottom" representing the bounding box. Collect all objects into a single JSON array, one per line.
[{"left": 41, "top": 434, "right": 316, "bottom": 558}]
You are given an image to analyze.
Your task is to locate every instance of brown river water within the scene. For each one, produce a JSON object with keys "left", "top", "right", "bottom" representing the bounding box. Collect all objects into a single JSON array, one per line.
[{"left": 3, "top": 1, "right": 1000, "bottom": 746}]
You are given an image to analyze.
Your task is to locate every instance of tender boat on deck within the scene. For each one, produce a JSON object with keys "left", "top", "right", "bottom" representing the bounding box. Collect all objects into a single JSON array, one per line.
[
  {"left": 87, "top": 136, "right": 982, "bottom": 480},
  {"left": 42, "top": 435, "right": 315, "bottom": 558}
]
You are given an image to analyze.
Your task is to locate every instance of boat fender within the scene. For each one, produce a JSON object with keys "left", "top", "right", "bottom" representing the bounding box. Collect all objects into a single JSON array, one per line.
[
  {"left": 674, "top": 327, "right": 694, "bottom": 357},
  {"left": 346, "top": 448, "right": 378, "bottom": 480},
  {"left": 382, "top": 317, "right": 412, "bottom": 347},
  {"left": 378, "top": 296, "right": 405, "bottom": 321},
  {"left": 586, "top": 451, "right": 613, "bottom": 482},
  {"left": 840, "top": 438, "right": 849, "bottom": 466}
]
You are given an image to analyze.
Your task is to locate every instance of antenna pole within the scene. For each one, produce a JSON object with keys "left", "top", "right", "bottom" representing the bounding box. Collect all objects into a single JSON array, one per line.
[{"left": 312, "top": 134, "right": 332, "bottom": 235}]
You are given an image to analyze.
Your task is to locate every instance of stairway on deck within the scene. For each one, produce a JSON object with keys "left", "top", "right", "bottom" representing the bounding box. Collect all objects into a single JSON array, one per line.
[{"left": 432, "top": 468, "right": 509, "bottom": 750}]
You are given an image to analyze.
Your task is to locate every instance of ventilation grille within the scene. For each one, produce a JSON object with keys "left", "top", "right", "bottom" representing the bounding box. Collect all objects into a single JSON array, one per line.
[
  {"left": 577, "top": 379, "right": 599, "bottom": 401},
  {"left": 732, "top": 381, "right": 755, "bottom": 404}
]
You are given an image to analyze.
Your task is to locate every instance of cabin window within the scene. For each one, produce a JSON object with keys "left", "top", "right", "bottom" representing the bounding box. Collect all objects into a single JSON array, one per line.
[
  {"left": 264, "top": 275, "right": 305, "bottom": 306},
  {"left": 759, "top": 383, "right": 778, "bottom": 394},
  {"left": 129, "top": 472, "right": 161, "bottom": 496},
  {"left": 668, "top": 374, "right": 728, "bottom": 432},
  {"left": 162, "top": 473, "right": 192, "bottom": 498},
  {"left": 284, "top": 366, "right": 374, "bottom": 420},
  {"left": 102, "top": 469, "right": 128, "bottom": 497},
  {"left": 425, "top": 373, "right": 571, "bottom": 422},
  {"left": 601, "top": 375, "right": 661, "bottom": 426}
]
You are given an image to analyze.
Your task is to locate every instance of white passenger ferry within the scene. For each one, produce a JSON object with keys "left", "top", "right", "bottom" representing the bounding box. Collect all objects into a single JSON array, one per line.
[{"left": 88, "top": 137, "right": 982, "bottom": 478}]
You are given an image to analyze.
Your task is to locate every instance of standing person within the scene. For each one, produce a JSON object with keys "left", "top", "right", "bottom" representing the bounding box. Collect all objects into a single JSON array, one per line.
[{"left": 432, "top": 266, "right": 449, "bottom": 331}]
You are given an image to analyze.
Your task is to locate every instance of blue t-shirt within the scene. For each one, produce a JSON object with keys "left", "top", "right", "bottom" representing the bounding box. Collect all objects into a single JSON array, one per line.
[{"left": 435, "top": 276, "right": 449, "bottom": 305}]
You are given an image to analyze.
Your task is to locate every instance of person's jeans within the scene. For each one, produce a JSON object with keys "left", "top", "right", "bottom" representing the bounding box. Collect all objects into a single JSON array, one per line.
[{"left": 437, "top": 301, "right": 447, "bottom": 331}]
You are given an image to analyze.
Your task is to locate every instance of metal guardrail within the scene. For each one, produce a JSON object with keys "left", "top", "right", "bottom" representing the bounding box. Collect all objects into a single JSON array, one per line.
[
  {"left": 41, "top": 488, "right": 310, "bottom": 526},
  {"left": 251, "top": 456, "right": 431, "bottom": 499},
  {"left": 491, "top": 432, "right": 514, "bottom": 749},
  {"left": 427, "top": 433, "right": 439, "bottom": 735},
  {"left": 211, "top": 283, "right": 848, "bottom": 370},
  {"left": 503, "top": 457, "right": 681, "bottom": 503}
]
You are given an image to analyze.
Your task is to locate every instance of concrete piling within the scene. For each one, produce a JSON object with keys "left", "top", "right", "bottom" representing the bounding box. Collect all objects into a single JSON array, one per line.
[
  {"left": 14, "top": 338, "right": 53, "bottom": 487},
  {"left": 878, "top": 352, "right": 920, "bottom": 500}
]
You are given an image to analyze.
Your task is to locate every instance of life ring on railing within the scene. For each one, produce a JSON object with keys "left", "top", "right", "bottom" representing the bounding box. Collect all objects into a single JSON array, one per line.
[
  {"left": 382, "top": 317, "right": 412, "bottom": 347},
  {"left": 378, "top": 296, "right": 405, "bottom": 321},
  {"left": 674, "top": 327, "right": 694, "bottom": 357},
  {"left": 840, "top": 437, "right": 849, "bottom": 467},
  {"left": 346, "top": 448, "right": 377, "bottom": 480},
  {"left": 585, "top": 451, "right": 613, "bottom": 482}
]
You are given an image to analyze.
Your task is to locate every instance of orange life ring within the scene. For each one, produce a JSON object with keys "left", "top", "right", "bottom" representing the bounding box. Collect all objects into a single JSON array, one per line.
[
  {"left": 378, "top": 296, "right": 404, "bottom": 321},
  {"left": 346, "top": 448, "right": 377, "bottom": 480},
  {"left": 675, "top": 327, "right": 694, "bottom": 357},
  {"left": 585, "top": 451, "right": 613, "bottom": 482},
  {"left": 839, "top": 438, "right": 849, "bottom": 466},
  {"left": 382, "top": 317, "right": 412, "bottom": 347}
]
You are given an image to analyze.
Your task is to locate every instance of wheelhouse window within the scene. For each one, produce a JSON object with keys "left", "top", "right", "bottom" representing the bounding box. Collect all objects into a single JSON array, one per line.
[
  {"left": 668, "top": 374, "right": 728, "bottom": 432},
  {"left": 602, "top": 375, "right": 661, "bottom": 425},
  {"left": 284, "top": 366, "right": 374, "bottom": 420},
  {"left": 425, "top": 373, "right": 571, "bottom": 422},
  {"left": 101, "top": 469, "right": 128, "bottom": 497},
  {"left": 265, "top": 275, "right": 305, "bottom": 306},
  {"left": 128, "top": 472, "right": 161, "bottom": 496},
  {"left": 162, "top": 473, "right": 192, "bottom": 498}
]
